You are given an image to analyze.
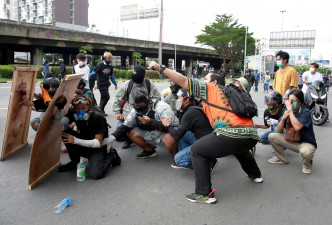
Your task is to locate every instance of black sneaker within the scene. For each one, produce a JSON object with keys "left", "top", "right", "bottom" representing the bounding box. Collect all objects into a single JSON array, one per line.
[
  {"left": 58, "top": 161, "right": 77, "bottom": 172},
  {"left": 110, "top": 149, "right": 121, "bottom": 167},
  {"left": 136, "top": 150, "right": 157, "bottom": 159}
]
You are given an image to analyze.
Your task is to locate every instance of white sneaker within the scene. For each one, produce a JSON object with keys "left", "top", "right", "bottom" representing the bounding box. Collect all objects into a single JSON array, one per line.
[
  {"left": 253, "top": 177, "right": 264, "bottom": 183},
  {"left": 302, "top": 167, "right": 312, "bottom": 174},
  {"left": 268, "top": 157, "right": 285, "bottom": 164}
]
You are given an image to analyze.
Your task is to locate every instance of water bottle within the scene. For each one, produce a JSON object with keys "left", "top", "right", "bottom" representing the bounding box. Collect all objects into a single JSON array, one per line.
[
  {"left": 54, "top": 197, "right": 72, "bottom": 214},
  {"left": 77, "top": 157, "right": 86, "bottom": 181}
]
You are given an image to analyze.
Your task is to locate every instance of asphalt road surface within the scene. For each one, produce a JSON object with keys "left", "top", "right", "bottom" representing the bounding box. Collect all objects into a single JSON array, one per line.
[{"left": 0, "top": 81, "right": 331, "bottom": 225}]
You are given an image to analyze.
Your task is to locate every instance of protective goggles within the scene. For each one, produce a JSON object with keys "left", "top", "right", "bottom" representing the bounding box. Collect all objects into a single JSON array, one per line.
[{"left": 73, "top": 97, "right": 90, "bottom": 106}]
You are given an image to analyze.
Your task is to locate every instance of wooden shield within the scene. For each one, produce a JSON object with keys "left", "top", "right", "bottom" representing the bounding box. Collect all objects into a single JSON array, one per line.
[
  {"left": 28, "top": 74, "right": 83, "bottom": 190},
  {"left": 1, "top": 67, "right": 38, "bottom": 161}
]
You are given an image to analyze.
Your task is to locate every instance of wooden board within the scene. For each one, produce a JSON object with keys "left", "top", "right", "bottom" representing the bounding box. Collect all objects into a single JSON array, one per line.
[
  {"left": 1, "top": 67, "right": 38, "bottom": 161},
  {"left": 28, "top": 74, "right": 83, "bottom": 190}
]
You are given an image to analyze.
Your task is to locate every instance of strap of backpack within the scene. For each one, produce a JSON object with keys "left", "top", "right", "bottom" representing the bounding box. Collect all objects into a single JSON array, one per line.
[
  {"left": 202, "top": 100, "right": 234, "bottom": 114},
  {"left": 146, "top": 79, "right": 151, "bottom": 95},
  {"left": 126, "top": 80, "right": 134, "bottom": 100}
]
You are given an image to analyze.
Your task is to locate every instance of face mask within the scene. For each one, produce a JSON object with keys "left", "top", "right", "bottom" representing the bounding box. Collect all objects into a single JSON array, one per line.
[
  {"left": 131, "top": 73, "right": 144, "bottom": 84},
  {"left": 175, "top": 98, "right": 183, "bottom": 111},
  {"left": 268, "top": 104, "right": 279, "bottom": 115},
  {"left": 292, "top": 101, "right": 300, "bottom": 111},
  {"left": 309, "top": 68, "right": 315, "bottom": 73},
  {"left": 105, "top": 60, "right": 111, "bottom": 65},
  {"left": 276, "top": 61, "right": 283, "bottom": 68},
  {"left": 74, "top": 109, "right": 89, "bottom": 121},
  {"left": 78, "top": 61, "right": 85, "bottom": 67}
]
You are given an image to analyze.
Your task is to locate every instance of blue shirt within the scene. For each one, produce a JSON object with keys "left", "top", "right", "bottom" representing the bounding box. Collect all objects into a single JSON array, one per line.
[
  {"left": 282, "top": 106, "right": 317, "bottom": 148},
  {"left": 254, "top": 73, "right": 260, "bottom": 81}
]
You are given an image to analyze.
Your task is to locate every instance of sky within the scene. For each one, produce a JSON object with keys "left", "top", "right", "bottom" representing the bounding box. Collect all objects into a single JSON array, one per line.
[{"left": 89, "top": 0, "right": 332, "bottom": 61}]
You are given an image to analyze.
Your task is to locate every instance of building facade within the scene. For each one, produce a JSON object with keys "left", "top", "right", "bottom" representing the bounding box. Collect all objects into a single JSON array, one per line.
[{"left": 2, "top": 0, "right": 88, "bottom": 31}]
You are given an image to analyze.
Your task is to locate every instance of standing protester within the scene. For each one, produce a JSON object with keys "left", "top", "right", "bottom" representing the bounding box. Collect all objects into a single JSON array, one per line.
[
  {"left": 263, "top": 71, "right": 270, "bottom": 92},
  {"left": 42, "top": 60, "right": 50, "bottom": 82},
  {"left": 298, "top": 73, "right": 303, "bottom": 90},
  {"left": 74, "top": 53, "right": 90, "bottom": 91},
  {"left": 323, "top": 74, "right": 329, "bottom": 92},
  {"left": 86, "top": 54, "right": 93, "bottom": 72},
  {"left": 254, "top": 69, "right": 260, "bottom": 92},
  {"left": 245, "top": 69, "right": 255, "bottom": 93},
  {"left": 92, "top": 51, "right": 118, "bottom": 115},
  {"left": 58, "top": 96, "right": 121, "bottom": 179},
  {"left": 302, "top": 62, "right": 323, "bottom": 94},
  {"left": 268, "top": 89, "right": 317, "bottom": 175},
  {"left": 148, "top": 61, "right": 263, "bottom": 204},
  {"left": 112, "top": 65, "right": 161, "bottom": 149},
  {"left": 58, "top": 59, "right": 66, "bottom": 82},
  {"left": 273, "top": 51, "right": 298, "bottom": 96}
]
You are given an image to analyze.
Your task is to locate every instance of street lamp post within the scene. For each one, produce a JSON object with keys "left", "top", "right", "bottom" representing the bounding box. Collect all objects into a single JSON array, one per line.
[{"left": 280, "top": 10, "right": 286, "bottom": 31}]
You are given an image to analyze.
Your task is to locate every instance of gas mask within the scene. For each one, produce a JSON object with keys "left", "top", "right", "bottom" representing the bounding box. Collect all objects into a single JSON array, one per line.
[
  {"left": 175, "top": 97, "right": 183, "bottom": 111},
  {"left": 74, "top": 109, "right": 89, "bottom": 121}
]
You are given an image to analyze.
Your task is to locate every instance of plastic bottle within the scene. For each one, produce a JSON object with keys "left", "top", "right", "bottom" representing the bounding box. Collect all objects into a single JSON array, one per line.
[
  {"left": 77, "top": 157, "right": 86, "bottom": 181},
  {"left": 54, "top": 197, "right": 72, "bottom": 214}
]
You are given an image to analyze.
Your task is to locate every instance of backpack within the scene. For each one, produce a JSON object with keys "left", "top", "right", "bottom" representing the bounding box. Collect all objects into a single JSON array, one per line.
[
  {"left": 203, "top": 83, "right": 258, "bottom": 118},
  {"left": 126, "top": 79, "right": 151, "bottom": 100}
]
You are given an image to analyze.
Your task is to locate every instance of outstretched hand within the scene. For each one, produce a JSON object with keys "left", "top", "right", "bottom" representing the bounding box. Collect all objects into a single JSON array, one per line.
[{"left": 147, "top": 61, "right": 160, "bottom": 71}]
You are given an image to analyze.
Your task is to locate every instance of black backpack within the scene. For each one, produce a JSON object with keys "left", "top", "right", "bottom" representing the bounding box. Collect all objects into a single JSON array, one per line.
[
  {"left": 203, "top": 83, "right": 258, "bottom": 118},
  {"left": 126, "top": 79, "right": 151, "bottom": 101}
]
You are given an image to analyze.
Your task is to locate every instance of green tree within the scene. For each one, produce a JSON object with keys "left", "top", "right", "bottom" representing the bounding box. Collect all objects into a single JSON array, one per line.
[
  {"left": 105, "top": 46, "right": 115, "bottom": 52},
  {"left": 196, "top": 14, "right": 255, "bottom": 71},
  {"left": 79, "top": 46, "right": 92, "bottom": 54},
  {"left": 132, "top": 52, "right": 145, "bottom": 66}
]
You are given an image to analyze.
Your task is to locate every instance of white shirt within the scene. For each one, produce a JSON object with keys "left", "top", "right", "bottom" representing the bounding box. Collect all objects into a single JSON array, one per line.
[
  {"left": 302, "top": 71, "right": 323, "bottom": 93},
  {"left": 74, "top": 64, "right": 90, "bottom": 89}
]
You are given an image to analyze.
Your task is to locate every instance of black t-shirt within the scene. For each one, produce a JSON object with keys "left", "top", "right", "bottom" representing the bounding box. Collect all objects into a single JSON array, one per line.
[
  {"left": 282, "top": 107, "right": 317, "bottom": 148},
  {"left": 263, "top": 108, "right": 284, "bottom": 128},
  {"left": 94, "top": 61, "right": 113, "bottom": 86},
  {"left": 178, "top": 105, "right": 213, "bottom": 139},
  {"left": 33, "top": 98, "right": 48, "bottom": 111},
  {"left": 67, "top": 110, "right": 107, "bottom": 140}
]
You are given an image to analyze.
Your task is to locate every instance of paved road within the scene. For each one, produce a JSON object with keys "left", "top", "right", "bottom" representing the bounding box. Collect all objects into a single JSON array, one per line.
[{"left": 0, "top": 81, "right": 332, "bottom": 225}]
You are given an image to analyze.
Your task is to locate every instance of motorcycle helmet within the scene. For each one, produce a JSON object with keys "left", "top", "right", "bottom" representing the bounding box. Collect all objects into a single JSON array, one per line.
[{"left": 265, "top": 91, "right": 282, "bottom": 106}]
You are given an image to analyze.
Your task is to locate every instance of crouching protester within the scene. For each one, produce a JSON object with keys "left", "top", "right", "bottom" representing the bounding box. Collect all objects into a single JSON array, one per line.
[
  {"left": 268, "top": 89, "right": 317, "bottom": 175},
  {"left": 161, "top": 88, "right": 218, "bottom": 172},
  {"left": 148, "top": 61, "right": 263, "bottom": 204},
  {"left": 105, "top": 91, "right": 179, "bottom": 159},
  {"left": 57, "top": 96, "right": 121, "bottom": 179},
  {"left": 255, "top": 91, "right": 284, "bottom": 145},
  {"left": 18, "top": 77, "right": 60, "bottom": 131}
]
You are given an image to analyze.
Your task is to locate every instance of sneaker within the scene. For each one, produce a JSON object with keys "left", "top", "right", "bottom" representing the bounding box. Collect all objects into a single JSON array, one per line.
[
  {"left": 268, "top": 157, "right": 285, "bottom": 164},
  {"left": 210, "top": 159, "right": 218, "bottom": 174},
  {"left": 171, "top": 163, "right": 191, "bottom": 170},
  {"left": 302, "top": 166, "right": 312, "bottom": 174},
  {"left": 121, "top": 139, "right": 132, "bottom": 149},
  {"left": 186, "top": 189, "right": 217, "bottom": 204},
  {"left": 246, "top": 174, "right": 264, "bottom": 183},
  {"left": 136, "top": 150, "right": 157, "bottom": 159},
  {"left": 58, "top": 161, "right": 77, "bottom": 172}
]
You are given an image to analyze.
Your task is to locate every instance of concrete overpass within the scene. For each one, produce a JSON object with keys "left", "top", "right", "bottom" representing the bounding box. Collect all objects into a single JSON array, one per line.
[{"left": 0, "top": 19, "right": 222, "bottom": 73}]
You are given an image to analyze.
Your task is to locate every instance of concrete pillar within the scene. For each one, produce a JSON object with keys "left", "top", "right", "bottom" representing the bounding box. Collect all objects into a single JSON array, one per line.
[
  {"left": 185, "top": 58, "right": 193, "bottom": 78},
  {"left": 32, "top": 47, "right": 44, "bottom": 65},
  {"left": 62, "top": 53, "right": 70, "bottom": 66}
]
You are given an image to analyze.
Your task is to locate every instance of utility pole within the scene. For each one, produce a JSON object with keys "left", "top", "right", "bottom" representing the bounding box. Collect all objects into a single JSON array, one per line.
[
  {"left": 280, "top": 10, "right": 286, "bottom": 31},
  {"left": 158, "top": 0, "right": 163, "bottom": 69}
]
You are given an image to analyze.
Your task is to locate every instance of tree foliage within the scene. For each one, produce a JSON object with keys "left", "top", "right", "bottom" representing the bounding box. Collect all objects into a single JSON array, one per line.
[{"left": 196, "top": 14, "right": 255, "bottom": 72}]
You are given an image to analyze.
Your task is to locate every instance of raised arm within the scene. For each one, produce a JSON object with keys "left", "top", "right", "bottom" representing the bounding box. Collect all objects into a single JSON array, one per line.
[{"left": 148, "top": 61, "right": 189, "bottom": 90}]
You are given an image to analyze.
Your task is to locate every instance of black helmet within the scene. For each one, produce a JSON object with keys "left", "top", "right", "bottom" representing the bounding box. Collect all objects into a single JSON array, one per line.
[
  {"left": 43, "top": 77, "right": 60, "bottom": 90},
  {"left": 266, "top": 91, "right": 282, "bottom": 105}
]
